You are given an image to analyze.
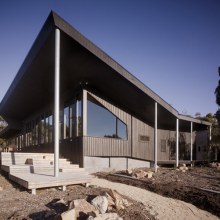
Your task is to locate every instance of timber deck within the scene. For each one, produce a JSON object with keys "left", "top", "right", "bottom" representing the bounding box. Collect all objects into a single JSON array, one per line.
[{"left": 0, "top": 152, "right": 93, "bottom": 194}]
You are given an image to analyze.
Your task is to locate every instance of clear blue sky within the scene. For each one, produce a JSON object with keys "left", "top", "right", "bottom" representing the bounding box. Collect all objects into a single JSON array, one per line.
[{"left": 0, "top": 0, "right": 219, "bottom": 117}]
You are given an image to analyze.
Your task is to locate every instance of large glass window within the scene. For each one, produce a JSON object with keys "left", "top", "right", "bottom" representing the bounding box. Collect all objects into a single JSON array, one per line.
[
  {"left": 40, "top": 116, "right": 45, "bottom": 144},
  {"left": 76, "top": 97, "right": 82, "bottom": 137},
  {"left": 117, "top": 119, "right": 127, "bottom": 139},
  {"left": 87, "top": 96, "right": 127, "bottom": 139},
  {"left": 45, "top": 116, "right": 49, "bottom": 143},
  {"left": 48, "top": 115, "right": 53, "bottom": 143},
  {"left": 64, "top": 106, "right": 70, "bottom": 139}
]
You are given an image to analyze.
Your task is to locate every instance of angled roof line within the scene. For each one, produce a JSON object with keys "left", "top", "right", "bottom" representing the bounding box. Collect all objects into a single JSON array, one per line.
[
  {"left": 0, "top": 11, "right": 211, "bottom": 127},
  {"left": 0, "top": 11, "right": 55, "bottom": 111},
  {"left": 50, "top": 11, "right": 179, "bottom": 117},
  {"left": 178, "top": 114, "right": 211, "bottom": 126}
]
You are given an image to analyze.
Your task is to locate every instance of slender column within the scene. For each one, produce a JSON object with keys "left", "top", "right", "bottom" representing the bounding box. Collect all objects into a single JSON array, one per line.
[
  {"left": 82, "top": 90, "right": 87, "bottom": 136},
  {"left": 54, "top": 28, "right": 60, "bottom": 177},
  {"left": 176, "top": 118, "right": 179, "bottom": 167},
  {"left": 76, "top": 101, "right": 79, "bottom": 136},
  {"left": 190, "top": 122, "right": 193, "bottom": 166},
  {"left": 209, "top": 125, "right": 212, "bottom": 161},
  {"left": 154, "top": 102, "right": 158, "bottom": 172}
]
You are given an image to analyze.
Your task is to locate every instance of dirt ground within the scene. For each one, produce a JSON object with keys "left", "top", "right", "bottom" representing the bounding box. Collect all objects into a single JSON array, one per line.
[
  {"left": 0, "top": 170, "right": 154, "bottom": 220},
  {"left": 95, "top": 166, "right": 220, "bottom": 218},
  {"left": 0, "top": 166, "right": 219, "bottom": 220}
]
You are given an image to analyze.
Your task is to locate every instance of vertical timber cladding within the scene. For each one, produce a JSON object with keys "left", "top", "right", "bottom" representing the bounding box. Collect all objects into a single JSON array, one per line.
[
  {"left": 84, "top": 91, "right": 132, "bottom": 157},
  {"left": 131, "top": 117, "right": 154, "bottom": 161},
  {"left": 157, "top": 130, "right": 193, "bottom": 161},
  {"left": 157, "top": 130, "right": 175, "bottom": 161},
  {"left": 60, "top": 137, "right": 84, "bottom": 167}
]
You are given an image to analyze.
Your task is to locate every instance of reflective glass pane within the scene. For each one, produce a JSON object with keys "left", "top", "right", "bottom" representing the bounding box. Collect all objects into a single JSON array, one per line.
[
  {"left": 64, "top": 106, "right": 70, "bottom": 139},
  {"left": 76, "top": 99, "right": 82, "bottom": 136},
  {"left": 117, "top": 119, "right": 127, "bottom": 140},
  {"left": 40, "top": 116, "right": 45, "bottom": 144},
  {"left": 49, "top": 115, "right": 53, "bottom": 143},
  {"left": 87, "top": 98, "right": 116, "bottom": 138}
]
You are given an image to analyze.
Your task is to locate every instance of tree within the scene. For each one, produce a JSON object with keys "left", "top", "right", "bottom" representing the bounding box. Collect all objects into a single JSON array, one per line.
[
  {"left": 195, "top": 112, "right": 201, "bottom": 118},
  {"left": 196, "top": 113, "right": 220, "bottom": 160},
  {"left": 215, "top": 67, "right": 220, "bottom": 122},
  {"left": 0, "top": 115, "right": 6, "bottom": 146}
]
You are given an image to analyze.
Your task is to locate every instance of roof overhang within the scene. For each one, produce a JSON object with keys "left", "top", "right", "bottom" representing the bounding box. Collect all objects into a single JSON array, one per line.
[{"left": 0, "top": 11, "right": 211, "bottom": 138}]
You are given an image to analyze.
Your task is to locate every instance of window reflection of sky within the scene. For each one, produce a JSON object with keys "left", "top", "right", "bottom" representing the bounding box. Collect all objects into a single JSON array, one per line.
[
  {"left": 87, "top": 98, "right": 127, "bottom": 139},
  {"left": 88, "top": 100, "right": 116, "bottom": 137}
]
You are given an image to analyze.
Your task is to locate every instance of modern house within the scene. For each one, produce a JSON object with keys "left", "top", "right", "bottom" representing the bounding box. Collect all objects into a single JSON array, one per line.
[{"left": 0, "top": 11, "right": 211, "bottom": 173}]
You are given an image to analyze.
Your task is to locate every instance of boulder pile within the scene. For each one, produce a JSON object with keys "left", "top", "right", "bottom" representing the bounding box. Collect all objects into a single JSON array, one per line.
[
  {"left": 53, "top": 189, "right": 130, "bottom": 220},
  {"left": 126, "top": 169, "right": 154, "bottom": 179},
  {"left": 208, "top": 162, "right": 220, "bottom": 170},
  {"left": 178, "top": 164, "right": 189, "bottom": 173}
]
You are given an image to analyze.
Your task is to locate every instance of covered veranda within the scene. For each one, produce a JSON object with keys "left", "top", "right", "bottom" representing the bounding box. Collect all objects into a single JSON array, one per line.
[{"left": 0, "top": 11, "right": 211, "bottom": 177}]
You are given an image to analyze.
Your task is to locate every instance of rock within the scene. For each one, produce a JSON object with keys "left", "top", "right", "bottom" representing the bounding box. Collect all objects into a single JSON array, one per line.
[
  {"left": 44, "top": 209, "right": 56, "bottom": 218},
  {"left": 208, "top": 162, "right": 217, "bottom": 168},
  {"left": 53, "top": 198, "right": 67, "bottom": 206},
  {"left": 92, "top": 213, "right": 123, "bottom": 220},
  {"left": 126, "top": 169, "right": 132, "bottom": 175},
  {"left": 54, "top": 208, "right": 76, "bottom": 220},
  {"left": 179, "top": 165, "right": 188, "bottom": 172},
  {"left": 101, "top": 192, "right": 115, "bottom": 211},
  {"left": 69, "top": 199, "right": 97, "bottom": 218},
  {"left": 146, "top": 171, "right": 153, "bottom": 179},
  {"left": 108, "top": 189, "right": 131, "bottom": 210},
  {"left": 91, "top": 196, "right": 108, "bottom": 214},
  {"left": 0, "top": 186, "right": 3, "bottom": 191},
  {"left": 132, "top": 170, "right": 147, "bottom": 179}
]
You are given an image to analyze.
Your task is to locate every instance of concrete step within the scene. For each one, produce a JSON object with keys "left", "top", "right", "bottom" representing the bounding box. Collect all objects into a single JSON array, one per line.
[
  {"left": 25, "top": 159, "right": 71, "bottom": 166},
  {"left": 10, "top": 165, "right": 31, "bottom": 173},
  {"left": 1, "top": 153, "right": 55, "bottom": 165},
  {"left": 4, "top": 164, "right": 81, "bottom": 174},
  {"left": 2, "top": 158, "right": 71, "bottom": 166}
]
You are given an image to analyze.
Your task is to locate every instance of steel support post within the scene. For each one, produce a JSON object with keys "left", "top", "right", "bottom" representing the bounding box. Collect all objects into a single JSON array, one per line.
[
  {"left": 176, "top": 118, "right": 179, "bottom": 167},
  {"left": 82, "top": 90, "right": 87, "bottom": 136},
  {"left": 154, "top": 102, "right": 158, "bottom": 172},
  {"left": 190, "top": 122, "right": 193, "bottom": 166},
  {"left": 54, "top": 28, "right": 60, "bottom": 177}
]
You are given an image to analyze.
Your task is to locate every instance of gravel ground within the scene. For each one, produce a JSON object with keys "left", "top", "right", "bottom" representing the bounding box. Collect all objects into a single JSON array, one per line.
[{"left": 91, "top": 177, "right": 219, "bottom": 220}]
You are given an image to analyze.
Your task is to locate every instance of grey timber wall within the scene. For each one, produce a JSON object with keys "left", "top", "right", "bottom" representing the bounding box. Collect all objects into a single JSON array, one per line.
[
  {"left": 84, "top": 92, "right": 132, "bottom": 157},
  {"left": 131, "top": 117, "right": 154, "bottom": 161},
  {"left": 83, "top": 137, "right": 129, "bottom": 156},
  {"left": 157, "top": 130, "right": 194, "bottom": 161}
]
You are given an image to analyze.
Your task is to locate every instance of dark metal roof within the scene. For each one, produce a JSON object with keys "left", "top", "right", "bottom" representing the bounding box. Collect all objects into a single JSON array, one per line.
[{"left": 0, "top": 11, "right": 210, "bottom": 138}]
